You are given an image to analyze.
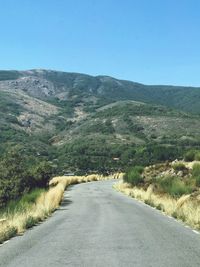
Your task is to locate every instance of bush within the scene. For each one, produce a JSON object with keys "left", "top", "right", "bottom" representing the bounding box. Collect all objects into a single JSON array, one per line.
[
  {"left": 29, "top": 161, "right": 53, "bottom": 188},
  {"left": 124, "top": 166, "right": 144, "bottom": 186},
  {"left": 133, "top": 166, "right": 144, "bottom": 174},
  {"left": 158, "top": 175, "right": 173, "bottom": 193},
  {"left": 158, "top": 176, "right": 192, "bottom": 197},
  {"left": 169, "top": 180, "right": 192, "bottom": 197},
  {"left": 192, "top": 163, "right": 200, "bottom": 186},
  {"left": 172, "top": 162, "right": 187, "bottom": 172},
  {"left": 0, "top": 145, "right": 54, "bottom": 207},
  {"left": 184, "top": 150, "right": 196, "bottom": 162},
  {"left": 195, "top": 176, "right": 200, "bottom": 187},
  {"left": 195, "top": 152, "right": 200, "bottom": 161},
  {"left": 192, "top": 163, "right": 200, "bottom": 177},
  {"left": 185, "top": 150, "right": 200, "bottom": 162}
]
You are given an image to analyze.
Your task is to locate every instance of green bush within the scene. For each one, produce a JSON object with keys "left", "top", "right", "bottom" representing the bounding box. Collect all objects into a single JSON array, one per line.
[
  {"left": 133, "top": 166, "right": 144, "bottom": 174},
  {"left": 158, "top": 176, "right": 192, "bottom": 197},
  {"left": 184, "top": 150, "right": 196, "bottom": 162},
  {"left": 192, "top": 163, "right": 200, "bottom": 186},
  {"left": 172, "top": 162, "right": 187, "bottom": 172},
  {"left": 124, "top": 166, "right": 144, "bottom": 186},
  {"left": 195, "top": 176, "right": 200, "bottom": 186},
  {"left": 169, "top": 180, "right": 192, "bottom": 197},
  {"left": 194, "top": 152, "right": 200, "bottom": 161},
  {"left": 158, "top": 175, "right": 174, "bottom": 193},
  {"left": 192, "top": 163, "right": 200, "bottom": 177},
  {"left": 0, "top": 145, "right": 54, "bottom": 207},
  {"left": 184, "top": 150, "right": 200, "bottom": 163}
]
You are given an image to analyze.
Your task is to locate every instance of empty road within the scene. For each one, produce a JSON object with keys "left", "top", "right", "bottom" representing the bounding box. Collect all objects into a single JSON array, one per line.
[{"left": 0, "top": 180, "right": 200, "bottom": 267}]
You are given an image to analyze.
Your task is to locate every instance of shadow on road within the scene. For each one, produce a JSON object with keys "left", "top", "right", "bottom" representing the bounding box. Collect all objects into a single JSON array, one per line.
[{"left": 58, "top": 197, "right": 73, "bottom": 211}]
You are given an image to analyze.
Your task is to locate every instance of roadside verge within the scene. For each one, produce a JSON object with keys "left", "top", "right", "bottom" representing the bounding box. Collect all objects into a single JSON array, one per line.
[{"left": 0, "top": 173, "right": 122, "bottom": 244}]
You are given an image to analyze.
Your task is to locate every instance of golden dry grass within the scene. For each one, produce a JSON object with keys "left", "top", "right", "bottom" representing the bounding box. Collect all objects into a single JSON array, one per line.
[
  {"left": 0, "top": 173, "right": 122, "bottom": 244},
  {"left": 49, "top": 173, "right": 122, "bottom": 187},
  {"left": 184, "top": 160, "right": 200, "bottom": 169},
  {"left": 114, "top": 181, "right": 200, "bottom": 230}
]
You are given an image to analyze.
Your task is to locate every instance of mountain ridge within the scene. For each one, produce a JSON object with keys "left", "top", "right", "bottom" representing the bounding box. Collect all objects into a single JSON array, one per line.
[
  {"left": 2, "top": 68, "right": 200, "bottom": 87},
  {"left": 0, "top": 69, "right": 199, "bottom": 114}
]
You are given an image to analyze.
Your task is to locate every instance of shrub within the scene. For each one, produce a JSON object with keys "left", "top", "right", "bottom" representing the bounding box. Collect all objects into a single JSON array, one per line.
[
  {"left": 192, "top": 163, "right": 200, "bottom": 177},
  {"left": 184, "top": 150, "right": 196, "bottom": 162},
  {"left": 124, "top": 166, "right": 144, "bottom": 186},
  {"left": 169, "top": 180, "right": 192, "bottom": 197},
  {"left": 158, "top": 175, "right": 192, "bottom": 197},
  {"left": 192, "top": 163, "right": 200, "bottom": 186},
  {"left": 172, "top": 162, "right": 187, "bottom": 172},
  {"left": 133, "top": 166, "right": 144, "bottom": 174},
  {"left": 158, "top": 175, "right": 173, "bottom": 193},
  {"left": 195, "top": 152, "right": 200, "bottom": 161},
  {"left": 0, "top": 145, "right": 53, "bottom": 207},
  {"left": 195, "top": 176, "right": 200, "bottom": 187}
]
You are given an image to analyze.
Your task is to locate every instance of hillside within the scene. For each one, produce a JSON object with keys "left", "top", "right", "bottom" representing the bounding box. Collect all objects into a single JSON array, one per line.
[
  {"left": 0, "top": 69, "right": 200, "bottom": 174},
  {"left": 1, "top": 69, "right": 200, "bottom": 113}
]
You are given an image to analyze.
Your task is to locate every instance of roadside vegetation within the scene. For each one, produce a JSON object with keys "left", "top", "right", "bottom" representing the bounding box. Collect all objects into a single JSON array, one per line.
[
  {"left": 0, "top": 173, "right": 122, "bottom": 244},
  {"left": 123, "top": 166, "right": 144, "bottom": 186},
  {"left": 0, "top": 145, "right": 54, "bottom": 208},
  {"left": 114, "top": 149, "right": 200, "bottom": 230}
]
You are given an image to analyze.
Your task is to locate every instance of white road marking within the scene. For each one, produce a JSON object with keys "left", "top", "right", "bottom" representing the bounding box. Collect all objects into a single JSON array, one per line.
[
  {"left": 192, "top": 230, "right": 200, "bottom": 235},
  {"left": 0, "top": 240, "right": 9, "bottom": 247},
  {"left": 116, "top": 189, "right": 200, "bottom": 236},
  {"left": 167, "top": 216, "right": 173, "bottom": 219}
]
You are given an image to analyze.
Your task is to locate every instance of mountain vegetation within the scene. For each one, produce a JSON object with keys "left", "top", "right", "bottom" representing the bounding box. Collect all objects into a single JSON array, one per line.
[{"left": 0, "top": 69, "right": 200, "bottom": 206}]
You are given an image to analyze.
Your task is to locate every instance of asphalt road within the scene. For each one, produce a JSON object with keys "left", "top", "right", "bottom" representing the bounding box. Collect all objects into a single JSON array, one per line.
[{"left": 0, "top": 180, "right": 200, "bottom": 267}]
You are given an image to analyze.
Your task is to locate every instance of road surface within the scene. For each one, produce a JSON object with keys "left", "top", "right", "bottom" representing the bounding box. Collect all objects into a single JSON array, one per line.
[{"left": 0, "top": 180, "right": 200, "bottom": 267}]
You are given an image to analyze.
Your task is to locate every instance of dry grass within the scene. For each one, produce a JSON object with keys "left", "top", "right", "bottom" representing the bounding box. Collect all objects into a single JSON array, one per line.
[
  {"left": 49, "top": 173, "right": 122, "bottom": 187},
  {"left": 184, "top": 160, "right": 200, "bottom": 169},
  {"left": 114, "top": 181, "right": 200, "bottom": 230},
  {"left": 0, "top": 173, "right": 122, "bottom": 244}
]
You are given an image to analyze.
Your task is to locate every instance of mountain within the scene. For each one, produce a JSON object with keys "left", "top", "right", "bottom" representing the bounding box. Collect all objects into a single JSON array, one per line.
[
  {"left": 1, "top": 69, "right": 200, "bottom": 114},
  {"left": 0, "top": 69, "right": 200, "bottom": 173}
]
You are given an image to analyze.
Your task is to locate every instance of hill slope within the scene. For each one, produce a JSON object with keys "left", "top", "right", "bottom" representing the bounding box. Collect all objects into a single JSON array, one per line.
[
  {"left": 0, "top": 69, "right": 200, "bottom": 173},
  {"left": 1, "top": 69, "right": 200, "bottom": 114}
]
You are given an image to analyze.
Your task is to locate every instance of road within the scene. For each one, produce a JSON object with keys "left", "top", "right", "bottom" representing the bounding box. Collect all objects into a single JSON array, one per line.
[{"left": 0, "top": 180, "right": 200, "bottom": 267}]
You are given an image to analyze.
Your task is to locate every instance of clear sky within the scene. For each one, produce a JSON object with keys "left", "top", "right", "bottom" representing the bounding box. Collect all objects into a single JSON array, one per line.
[{"left": 0, "top": 0, "right": 200, "bottom": 86}]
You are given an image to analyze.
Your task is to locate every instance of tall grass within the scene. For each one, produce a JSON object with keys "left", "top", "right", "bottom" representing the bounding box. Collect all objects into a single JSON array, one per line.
[
  {"left": 0, "top": 173, "right": 122, "bottom": 244},
  {"left": 114, "top": 181, "right": 200, "bottom": 230},
  {"left": 0, "top": 188, "right": 45, "bottom": 216}
]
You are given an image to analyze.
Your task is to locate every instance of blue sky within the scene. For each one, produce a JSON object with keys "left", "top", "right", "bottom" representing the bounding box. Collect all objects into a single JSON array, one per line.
[{"left": 0, "top": 0, "right": 200, "bottom": 86}]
